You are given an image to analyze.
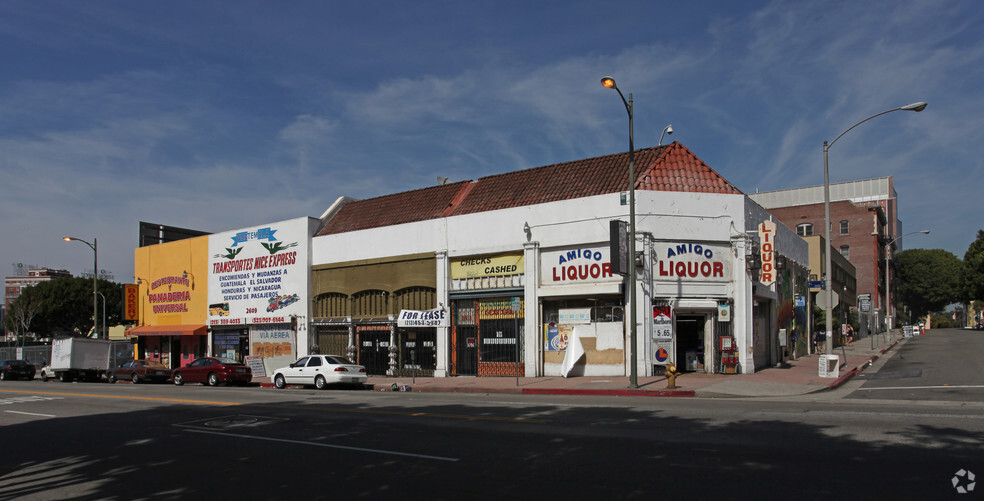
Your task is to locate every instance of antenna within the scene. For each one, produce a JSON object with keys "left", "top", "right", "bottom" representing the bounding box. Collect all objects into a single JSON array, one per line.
[{"left": 436, "top": 176, "right": 449, "bottom": 185}]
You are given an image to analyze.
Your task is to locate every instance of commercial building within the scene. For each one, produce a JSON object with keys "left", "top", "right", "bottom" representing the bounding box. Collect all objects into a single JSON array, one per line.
[
  {"left": 308, "top": 142, "right": 808, "bottom": 377},
  {"left": 131, "top": 142, "right": 808, "bottom": 378},
  {"left": 750, "top": 177, "right": 897, "bottom": 331}
]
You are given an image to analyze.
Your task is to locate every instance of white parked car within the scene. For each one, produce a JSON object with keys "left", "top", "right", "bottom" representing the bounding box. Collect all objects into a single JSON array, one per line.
[{"left": 272, "top": 355, "right": 367, "bottom": 390}]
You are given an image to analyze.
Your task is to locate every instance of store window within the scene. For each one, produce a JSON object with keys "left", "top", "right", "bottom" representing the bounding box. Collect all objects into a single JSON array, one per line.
[{"left": 796, "top": 223, "right": 813, "bottom": 236}]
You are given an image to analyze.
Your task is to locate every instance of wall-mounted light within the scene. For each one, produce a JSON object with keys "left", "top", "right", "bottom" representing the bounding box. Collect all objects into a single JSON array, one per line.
[{"left": 182, "top": 270, "right": 195, "bottom": 290}]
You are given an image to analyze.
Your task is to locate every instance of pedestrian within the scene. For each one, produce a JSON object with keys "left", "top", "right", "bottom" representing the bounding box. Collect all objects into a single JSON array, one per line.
[{"left": 846, "top": 325, "right": 855, "bottom": 346}]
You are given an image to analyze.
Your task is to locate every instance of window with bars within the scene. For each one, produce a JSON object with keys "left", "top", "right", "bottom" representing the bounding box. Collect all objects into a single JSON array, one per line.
[{"left": 313, "top": 292, "right": 348, "bottom": 318}]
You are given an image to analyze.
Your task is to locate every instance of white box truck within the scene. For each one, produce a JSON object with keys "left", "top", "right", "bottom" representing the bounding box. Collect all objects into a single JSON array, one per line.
[{"left": 42, "top": 337, "right": 113, "bottom": 382}]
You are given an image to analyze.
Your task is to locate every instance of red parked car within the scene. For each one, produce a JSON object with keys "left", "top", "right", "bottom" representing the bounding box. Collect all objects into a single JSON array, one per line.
[
  {"left": 107, "top": 360, "right": 171, "bottom": 384},
  {"left": 172, "top": 357, "right": 252, "bottom": 386}
]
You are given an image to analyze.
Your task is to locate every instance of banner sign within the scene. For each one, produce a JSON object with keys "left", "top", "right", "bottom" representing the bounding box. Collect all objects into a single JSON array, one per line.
[
  {"left": 451, "top": 253, "right": 524, "bottom": 279},
  {"left": 398, "top": 307, "right": 450, "bottom": 328}
]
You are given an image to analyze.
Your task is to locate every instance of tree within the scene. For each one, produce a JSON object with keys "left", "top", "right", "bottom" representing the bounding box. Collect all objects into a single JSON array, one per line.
[
  {"left": 4, "top": 287, "right": 42, "bottom": 343},
  {"left": 895, "top": 248, "right": 962, "bottom": 319},
  {"left": 963, "top": 229, "right": 984, "bottom": 302},
  {"left": 5, "top": 277, "right": 124, "bottom": 338}
]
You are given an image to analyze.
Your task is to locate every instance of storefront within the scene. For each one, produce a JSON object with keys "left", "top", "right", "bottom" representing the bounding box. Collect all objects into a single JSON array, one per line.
[
  {"left": 651, "top": 240, "right": 733, "bottom": 374},
  {"left": 538, "top": 244, "right": 625, "bottom": 377},
  {"left": 128, "top": 237, "right": 210, "bottom": 369},
  {"left": 207, "top": 217, "right": 318, "bottom": 375},
  {"left": 311, "top": 252, "right": 440, "bottom": 376},
  {"left": 448, "top": 253, "right": 525, "bottom": 376}
]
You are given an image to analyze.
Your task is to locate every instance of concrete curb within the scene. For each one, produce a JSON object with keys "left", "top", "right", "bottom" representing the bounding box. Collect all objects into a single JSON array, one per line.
[{"left": 522, "top": 388, "right": 695, "bottom": 397}]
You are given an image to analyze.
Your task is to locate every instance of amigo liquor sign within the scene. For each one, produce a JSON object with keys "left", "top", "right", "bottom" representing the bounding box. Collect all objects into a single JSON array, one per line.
[{"left": 653, "top": 242, "right": 732, "bottom": 283}]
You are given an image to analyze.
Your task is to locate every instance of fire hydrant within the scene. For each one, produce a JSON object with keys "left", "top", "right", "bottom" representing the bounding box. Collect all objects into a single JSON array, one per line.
[{"left": 665, "top": 363, "right": 681, "bottom": 389}]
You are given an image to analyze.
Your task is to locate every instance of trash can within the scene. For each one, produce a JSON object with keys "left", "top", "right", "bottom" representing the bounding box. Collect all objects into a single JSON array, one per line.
[{"left": 818, "top": 355, "right": 839, "bottom": 378}]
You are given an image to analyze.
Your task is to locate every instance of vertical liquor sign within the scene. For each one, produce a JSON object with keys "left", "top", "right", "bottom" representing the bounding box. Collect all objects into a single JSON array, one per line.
[{"left": 758, "top": 220, "right": 776, "bottom": 286}]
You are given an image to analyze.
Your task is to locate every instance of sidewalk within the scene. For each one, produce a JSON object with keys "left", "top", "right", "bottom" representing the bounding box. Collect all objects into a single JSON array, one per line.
[{"left": 257, "top": 335, "right": 904, "bottom": 398}]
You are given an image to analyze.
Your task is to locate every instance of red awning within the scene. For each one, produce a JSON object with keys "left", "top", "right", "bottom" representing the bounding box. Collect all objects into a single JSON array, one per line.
[{"left": 125, "top": 325, "right": 207, "bottom": 337}]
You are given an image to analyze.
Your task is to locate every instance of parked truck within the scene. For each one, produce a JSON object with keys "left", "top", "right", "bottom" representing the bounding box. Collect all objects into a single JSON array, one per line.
[{"left": 41, "top": 337, "right": 113, "bottom": 382}]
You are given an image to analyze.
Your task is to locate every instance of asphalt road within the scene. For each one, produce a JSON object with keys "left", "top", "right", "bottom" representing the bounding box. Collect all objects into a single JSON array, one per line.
[
  {"left": 1, "top": 332, "right": 982, "bottom": 500},
  {"left": 848, "top": 328, "right": 984, "bottom": 402}
]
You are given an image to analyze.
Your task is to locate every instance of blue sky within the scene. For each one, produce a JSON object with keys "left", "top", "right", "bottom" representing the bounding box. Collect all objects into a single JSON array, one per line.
[{"left": 1, "top": 0, "right": 981, "bottom": 281}]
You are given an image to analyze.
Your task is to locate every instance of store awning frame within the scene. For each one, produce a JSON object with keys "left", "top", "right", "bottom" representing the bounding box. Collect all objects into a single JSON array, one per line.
[{"left": 125, "top": 325, "right": 207, "bottom": 337}]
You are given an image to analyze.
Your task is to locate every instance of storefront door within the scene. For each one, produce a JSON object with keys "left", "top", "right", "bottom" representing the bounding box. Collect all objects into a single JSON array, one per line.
[
  {"left": 676, "top": 315, "right": 706, "bottom": 372},
  {"left": 357, "top": 327, "right": 390, "bottom": 375}
]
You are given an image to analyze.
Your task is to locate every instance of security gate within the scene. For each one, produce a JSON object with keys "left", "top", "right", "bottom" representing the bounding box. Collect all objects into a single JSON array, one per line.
[{"left": 357, "top": 326, "right": 391, "bottom": 375}]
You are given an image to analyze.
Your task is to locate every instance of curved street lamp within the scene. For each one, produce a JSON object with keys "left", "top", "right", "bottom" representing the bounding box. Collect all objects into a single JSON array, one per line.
[
  {"left": 884, "top": 229, "right": 930, "bottom": 334},
  {"left": 601, "top": 76, "right": 639, "bottom": 388},
  {"left": 822, "top": 101, "right": 926, "bottom": 354},
  {"left": 63, "top": 236, "right": 100, "bottom": 339}
]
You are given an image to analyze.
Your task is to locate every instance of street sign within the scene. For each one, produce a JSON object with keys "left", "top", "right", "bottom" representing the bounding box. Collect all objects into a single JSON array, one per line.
[
  {"left": 815, "top": 290, "right": 838, "bottom": 309},
  {"left": 510, "top": 297, "right": 521, "bottom": 312},
  {"left": 808, "top": 280, "right": 825, "bottom": 289},
  {"left": 858, "top": 293, "right": 871, "bottom": 312}
]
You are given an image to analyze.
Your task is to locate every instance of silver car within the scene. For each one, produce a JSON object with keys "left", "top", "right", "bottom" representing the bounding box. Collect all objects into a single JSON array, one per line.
[{"left": 272, "top": 355, "right": 367, "bottom": 389}]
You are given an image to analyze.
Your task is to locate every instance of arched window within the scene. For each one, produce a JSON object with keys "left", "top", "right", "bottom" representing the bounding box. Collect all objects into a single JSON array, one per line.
[
  {"left": 796, "top": 223, "right": 813, "bottom": 236},
  {"left": 840, "top": 245, "right": 850, "bottom": 259},
  {"left": 313, "top": 292, "right": 348, "bottom": 318}
]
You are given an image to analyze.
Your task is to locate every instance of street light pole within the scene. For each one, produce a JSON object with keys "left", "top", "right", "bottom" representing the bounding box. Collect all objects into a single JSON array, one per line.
[
  {"left": 95, "top": 291, "right": 106, "bottom": 340},
  {"left": 822, "top": 101, "right": 926, "bottom": 354},
  {"left": 884, "top": 229, "right": 930, "bottom": 334},
  {"left": 64, "top": 236, "right": 99, "bottom": 339},
  {"left": 601, "top": 76, "right": 638, "bottom": 388}
]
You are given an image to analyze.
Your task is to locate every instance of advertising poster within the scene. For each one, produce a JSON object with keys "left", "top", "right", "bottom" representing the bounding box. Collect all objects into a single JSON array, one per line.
[
  {"left": 249, "top": 324, "right": 295, "bottom": 375},
  {"left": 544, "top": 323, "right": 572, "bottom": 351},
  {"left": 208, "top": 218, "right": 311, "bottom": 327}
]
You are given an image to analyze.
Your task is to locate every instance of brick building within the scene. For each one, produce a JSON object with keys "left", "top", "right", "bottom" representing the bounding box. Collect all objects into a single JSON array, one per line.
[{"left": 750, "top": 177, "right": 900, "bottom": 331}]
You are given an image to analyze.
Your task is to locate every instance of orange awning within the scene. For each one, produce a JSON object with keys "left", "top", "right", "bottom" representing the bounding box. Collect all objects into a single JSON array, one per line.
[{"left": 125, "top": 325, "right": 207, "bottom": 337}]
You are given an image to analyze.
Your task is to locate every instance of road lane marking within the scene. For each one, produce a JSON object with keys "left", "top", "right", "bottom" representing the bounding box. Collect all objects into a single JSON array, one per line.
[
  {"left": 186, "top": 429, "right": 460, "bottom": 462},
  {"left": 0, "top": 389, "right": 549, "bottom": 423},
  {"left": 0, "top": 389, "right": 243, "bottom": 406},
  {"left": 857, "top": 385, "right": 984, "bottom": 391},
  {"left": 5, "top": 410, "right": 56, "bottom": 417}
]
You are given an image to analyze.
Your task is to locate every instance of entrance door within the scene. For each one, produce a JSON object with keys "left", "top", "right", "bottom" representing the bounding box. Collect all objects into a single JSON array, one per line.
[
  {"left": 357, "top": 328, "right": 390, "bottom": 375},
  {"left": 675, "top": 315, "right": 706, "bottom": 372},
  {"left": 451, "top": 325, "right": 477, "bottom": 375}
]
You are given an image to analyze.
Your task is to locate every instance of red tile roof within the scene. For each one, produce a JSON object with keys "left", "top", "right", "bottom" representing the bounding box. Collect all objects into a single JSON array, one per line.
[{"left": 317, "top": 142, "right": 744, "bottom": 235}]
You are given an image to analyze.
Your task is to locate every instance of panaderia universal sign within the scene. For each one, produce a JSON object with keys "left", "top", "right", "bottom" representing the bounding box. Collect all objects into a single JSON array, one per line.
[{"left": 653, "top": 241, "right": 732, "bottom": 283}]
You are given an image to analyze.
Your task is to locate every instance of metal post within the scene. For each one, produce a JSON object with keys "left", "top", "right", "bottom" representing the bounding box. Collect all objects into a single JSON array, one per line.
[
  {"left": 820, "top": 102, "right": 926, "bottom": 354},
  {"left": 601, "top": 76, "right": 638, "bottom": 388}
]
